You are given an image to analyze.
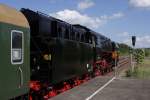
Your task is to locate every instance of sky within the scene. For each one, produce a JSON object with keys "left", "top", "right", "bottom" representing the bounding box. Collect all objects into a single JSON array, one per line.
[{"left": 0, "top": 0, "right": 150, "bottom": 48}]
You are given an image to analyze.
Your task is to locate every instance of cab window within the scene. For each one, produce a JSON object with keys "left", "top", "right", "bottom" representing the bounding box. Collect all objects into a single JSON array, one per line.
[{"left": 11, "top": 30, "right": 24, "bottom": 64}]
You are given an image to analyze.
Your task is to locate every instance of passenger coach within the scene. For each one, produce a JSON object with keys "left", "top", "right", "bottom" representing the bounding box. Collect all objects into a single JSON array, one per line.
[{"left": 0, "top": 4, "right": 30, "bottom": 99}]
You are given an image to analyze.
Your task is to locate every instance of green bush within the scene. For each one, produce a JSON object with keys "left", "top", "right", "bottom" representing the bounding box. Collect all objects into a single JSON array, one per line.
[
  {"left": 133, "top": 49, "right": 145, "bottom": 64},
  {"left": 145, "top": 49, "right": 150, "bottom": 57},
  {"left": 126, "top": 70, "right": 132, "bottom": 77},
  {"left": 125, "top": 67, "right": 139, "bottom": 77}
]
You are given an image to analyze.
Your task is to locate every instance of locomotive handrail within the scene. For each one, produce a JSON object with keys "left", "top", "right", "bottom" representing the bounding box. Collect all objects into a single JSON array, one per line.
[{"left": 18, "top": 67, "right": 23, "bottom": 88}]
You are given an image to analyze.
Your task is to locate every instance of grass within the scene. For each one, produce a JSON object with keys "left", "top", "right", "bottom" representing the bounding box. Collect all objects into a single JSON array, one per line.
[{"left": 126, "top": 59, "right": 150, "bottom": 79}]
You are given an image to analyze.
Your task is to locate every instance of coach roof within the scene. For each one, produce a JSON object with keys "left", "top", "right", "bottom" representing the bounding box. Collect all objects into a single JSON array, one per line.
[{"left": 0, "top": 4, "right": 29, "bottom": 28}]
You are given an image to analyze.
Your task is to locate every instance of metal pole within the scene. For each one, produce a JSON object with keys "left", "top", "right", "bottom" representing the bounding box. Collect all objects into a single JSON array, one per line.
[
  {"left": 115, "top": 57, "right": 117, "bottom": 77},
  {"left": 130, "top": 53, "right": 132, "bottom": 72},
  {"left": 131, "top": 46, "right": 135, "bottom": 72}
]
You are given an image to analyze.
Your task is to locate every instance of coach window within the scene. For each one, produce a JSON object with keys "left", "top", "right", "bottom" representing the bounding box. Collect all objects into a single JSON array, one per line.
[
  {"left": 89, "top": 35, "right": 92, "bottom": 44},
  {"left": 85, "top": 32, "right": 91, "bottom": 43},
  {"left": 98, "top": 37, "right": 101, "bottom": 46},
  {"left": 71, "top": 31, "right": 75, "bottom": 40},
  {"left": 76, "top": 32, "right": 80, "bottom": 41},
  {"left": 64, "top": 28, "right": 69, "bottom": 39},
  {"left": 11, "top": 30, "right": 24, "bottom": 64},
  {"left": 95, "top": 36, "right": 98, "bottom": 45},
  {"left": 58, "top": 27, "right": 62, "bottom": 38},
  {"left": 80, "top": 34, "right": 83, "bottom": 42},
  {"left": 39, "top": 17, "right": 51, "bottom": 35}
]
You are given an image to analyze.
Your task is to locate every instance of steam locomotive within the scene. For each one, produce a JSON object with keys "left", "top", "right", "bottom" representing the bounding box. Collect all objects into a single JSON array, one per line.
[{"left": 0, "top": 4, "right": 118, "bottom": 100}]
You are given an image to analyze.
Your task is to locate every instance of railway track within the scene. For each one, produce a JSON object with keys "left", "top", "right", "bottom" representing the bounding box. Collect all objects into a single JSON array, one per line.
[
  {"left": 106, "top": 56, "right": 130, "bottom": 77},
  {"left": 118, "top": 56, "right": 130, "bottom": 67}
]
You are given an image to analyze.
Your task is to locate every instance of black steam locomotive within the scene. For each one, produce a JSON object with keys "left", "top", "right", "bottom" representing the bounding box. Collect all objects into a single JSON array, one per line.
[
  {"left": 21, "top": 9, "right": 118, "bottom": 99},
  {"left": 22, "top": 8, "right": 115, "bottom": 83},
  {"left": 0, "top": 4, "right": 118, "bottom": 100}
]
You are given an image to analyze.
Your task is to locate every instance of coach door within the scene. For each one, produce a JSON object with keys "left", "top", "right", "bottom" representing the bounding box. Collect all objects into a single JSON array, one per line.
[{"left": 11, "top": 30, "right": 24, "bottom": 88}]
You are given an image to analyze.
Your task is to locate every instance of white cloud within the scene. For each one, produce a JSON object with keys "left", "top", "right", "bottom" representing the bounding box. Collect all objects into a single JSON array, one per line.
[
  {"left": 123, "top": 35, "right": 150, "bottom": 48},
  {"left": 129, "top": 0, "right": 150, "bottom": 8},
  {"left": 101, "top": 12, "right": 124, "bottom": 20},
  {"left": 77, "top": 0, "right": 95, "bottom": 10},
  {"left": 117, "top": 32, "right": 129, "bottom": 37},
  {"left": 110, "top": 12, "right": 124, "bottom": 19},
  {"left": 50, "top": 9, "right": 103, "bottom": 28},
  {"left": 122, "top": 32, "right": 129, "bottom": 36},
  {"left": 50, "top": 9, "right": 124, "bottom": 29}
]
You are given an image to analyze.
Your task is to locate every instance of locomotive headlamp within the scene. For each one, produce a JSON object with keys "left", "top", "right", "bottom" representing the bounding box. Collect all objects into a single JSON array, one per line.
[
  {"left": 86, "top": 64, "right": 89, "bottom": 69},
  {"left": 43, "top": 54, "right": 51, "bottom": 61},
  {"left": 112, "top": 51, "right": 117, "bottom": 59}
]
